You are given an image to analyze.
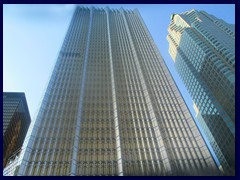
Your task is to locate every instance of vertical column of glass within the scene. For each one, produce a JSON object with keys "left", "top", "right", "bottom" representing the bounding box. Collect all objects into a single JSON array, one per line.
[
  {"left": 105, "top": 8, "right": 123, "bottom": 176},
  {"left": 75, "top": 8, "right": 119, "bottom": 176},
  {"left": 120, "top": 9, "right": 172, "bottom": 175},
  {"left": 113, "top": 11, "right": 148, "bottom": 175},
  {"left": 40, "top": 7, "right": 89, "bottom": 175},
  {"left": 55, "top": 8, "right": 89, "bottom": 175},
  {"left": 111, "top": 11, "right": 142, "bottom": 175},
  {"left": 130, "top": 11, "right": 183, "bottom": 174},
  {"left": 128, "top": 12, "right": 173, "bottom": 174},
  {"left": 70, "top": 7, "right": 92, "bottom": 176}
]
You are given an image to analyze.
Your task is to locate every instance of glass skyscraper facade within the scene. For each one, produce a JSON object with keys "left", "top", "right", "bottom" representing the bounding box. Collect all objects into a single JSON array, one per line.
[
  {"left": 18, "top": 7, "right": 219, "bottom": 176},
  {"left": 3, "top": 92, "right": 31, "bottom": 172},
  {"left": 167, "top": 9, "right": 235, "bottom": 175}
]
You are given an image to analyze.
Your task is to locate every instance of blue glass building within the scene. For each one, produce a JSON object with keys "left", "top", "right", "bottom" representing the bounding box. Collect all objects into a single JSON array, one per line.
[{"left": 167, "top": 9, "right": 235, "bottom": 175}]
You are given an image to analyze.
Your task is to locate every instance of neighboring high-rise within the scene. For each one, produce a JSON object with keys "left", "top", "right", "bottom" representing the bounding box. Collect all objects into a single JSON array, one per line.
[
  {"left": 18, "top": 7, "right": 219, "bottom": 176},
  {"left": 167, "top": 9, "right": 235, "bottom": 175},
  {"left": 3, "top": 92, "right": 31, "bottom": 170}
]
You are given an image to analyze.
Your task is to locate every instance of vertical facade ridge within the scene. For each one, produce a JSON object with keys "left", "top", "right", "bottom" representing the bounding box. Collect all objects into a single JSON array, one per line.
[
  {"left": 119, "top": 9, "right": 172, "bottom": 174},
  {"left": 70, "top": 7, "right": 93, "bottom": 175},
  {"left": 105, "top": 8, "right": 123, "bottom": 176}
]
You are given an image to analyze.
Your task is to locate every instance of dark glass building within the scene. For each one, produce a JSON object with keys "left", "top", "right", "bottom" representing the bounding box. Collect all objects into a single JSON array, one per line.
[
  {"left": 3, "top": 92, "right": 31, "bottom": 169},
  {"left": 18, "top": 7, "right": 219, "bottom": 176},
  {"left": 167, "top": 9, "right": 235, "bottom": 175}
]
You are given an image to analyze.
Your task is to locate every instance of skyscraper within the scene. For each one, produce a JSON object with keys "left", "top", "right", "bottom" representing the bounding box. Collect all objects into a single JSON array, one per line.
[
  {"left": 18, "top": 7, "right": 218, "bottom": 176},
  {"left": 167, "top": 9, "right": 235, "bottom": 175},
  {"left": 3, "top": 92, "right": 31, "bottom": 170}
]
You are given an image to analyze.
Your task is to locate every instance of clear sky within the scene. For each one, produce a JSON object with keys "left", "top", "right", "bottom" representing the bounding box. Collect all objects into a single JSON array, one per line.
[{"left": 3, "top": 4, "right": 235, "bottom": 122}]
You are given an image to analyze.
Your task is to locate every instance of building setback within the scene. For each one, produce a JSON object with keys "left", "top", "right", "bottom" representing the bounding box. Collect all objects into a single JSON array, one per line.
[
  {"left": 167, "top": 9, "right": 235, "bottom": 175},
  {"left": 3, "top": 92, "right": 31, "bottom": 169},
  {"left": 18, "top": 7, "right": 219, "bottom": 176}
]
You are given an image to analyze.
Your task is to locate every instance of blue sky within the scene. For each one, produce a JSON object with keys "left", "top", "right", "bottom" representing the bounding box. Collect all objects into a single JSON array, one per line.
[{"left": 3, "top": 4, "right": 235, "bottom": 121}]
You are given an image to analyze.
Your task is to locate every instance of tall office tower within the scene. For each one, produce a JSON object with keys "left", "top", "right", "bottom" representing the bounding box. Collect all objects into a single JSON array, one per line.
[
  {"left": 167, "top": 9, "right": 235, "bottom": 175},
  {"left": 3, "top": 92, "right": 31, "bottom": 170},
  {"left": 18, "top": 7, "right": 219, "bottom": 176}
]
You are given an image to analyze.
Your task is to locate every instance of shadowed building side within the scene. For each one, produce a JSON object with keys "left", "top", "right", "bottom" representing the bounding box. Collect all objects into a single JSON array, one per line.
[{"left": 3, "top": 92, "right": 31, "bottom": 169}]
